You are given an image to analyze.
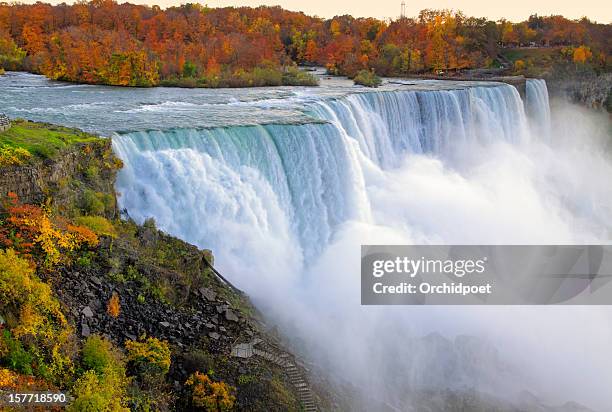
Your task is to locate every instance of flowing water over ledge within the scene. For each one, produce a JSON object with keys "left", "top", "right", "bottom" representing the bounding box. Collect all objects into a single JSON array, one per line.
[{"left": 2, "top": 72, "right": 611, "bottom": 411}]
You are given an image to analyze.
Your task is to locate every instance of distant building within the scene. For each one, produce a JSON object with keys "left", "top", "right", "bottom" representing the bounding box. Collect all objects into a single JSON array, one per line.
[{"left": 0, "top": 114, "right": 10, "bottom": 131}]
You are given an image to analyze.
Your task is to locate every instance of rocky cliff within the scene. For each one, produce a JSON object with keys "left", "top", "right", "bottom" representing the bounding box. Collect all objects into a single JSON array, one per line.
[
  {"left": 0, "top": 139, "right": 118, "bottom": 217},
  {"left": 0, "top": 121, "right": 321, "bottom": 411}
]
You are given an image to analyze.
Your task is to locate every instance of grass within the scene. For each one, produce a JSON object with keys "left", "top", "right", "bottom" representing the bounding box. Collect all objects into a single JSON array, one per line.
[
  {"left": 0, "top": 119, "right": 101, "bottom": 160},
  {"left": 501, "top": 47, "right": 562, "bottom": 77},
  {"left": 501, "top": 47, "right": 561, "bottom": 62}
]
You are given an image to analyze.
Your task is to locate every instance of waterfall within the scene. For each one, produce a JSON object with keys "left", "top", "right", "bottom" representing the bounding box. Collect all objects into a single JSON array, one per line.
[
  {"left": 526, "top": 79, "right": 551, "bottom": 139},
  {"left": 113, "top": 122, "right": 370, "bottom": 284},
  {"left": 308, "top": 84, "right": 529, "bottom": 168},
  {"left": 113, "top": 82, "right": 531, "bottom": 287},
  {"left": 111, "top": 80, "right": 612, "bottom": 410}
]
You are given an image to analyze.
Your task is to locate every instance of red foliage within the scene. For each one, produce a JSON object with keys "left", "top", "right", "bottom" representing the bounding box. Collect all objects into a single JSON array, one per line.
[{"left": 0, "top": 3, "right": 608, "bottom": 81}]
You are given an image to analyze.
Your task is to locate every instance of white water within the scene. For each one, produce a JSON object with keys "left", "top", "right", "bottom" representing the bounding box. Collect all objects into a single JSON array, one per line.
[
  {"left": 526, "top": 78, "right": 552, "bottom": 139},
  {"left": 112, "top": 81, "right": 612, "bottom": 410},
  {"left": 113, "top": 84, "right": 531, "bottom": 266}
]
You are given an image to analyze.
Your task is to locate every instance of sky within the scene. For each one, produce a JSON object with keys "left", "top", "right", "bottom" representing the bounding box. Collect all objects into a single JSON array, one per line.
[{"left": 111, "top": 0, "right": 610, "bottom": 23}]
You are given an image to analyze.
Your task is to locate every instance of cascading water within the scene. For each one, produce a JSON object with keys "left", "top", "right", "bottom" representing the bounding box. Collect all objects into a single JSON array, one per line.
[
  {"left": 113, "top": 83, "right": 530, "bottom": 273},
  {"left": 308, "top": 85, "right": 529, "bottom": 167},
  {"left": 2, "top": 71, "right": 611, "bottom": 410},
  {"left": 526, "top": 78, "right": 551, "bottom": 139},
  {"left": 113, "top": 122, "right": 370, "bottom": 282},
  {"left": 110, "top": 79, "right": 612, "bottom": 411}
]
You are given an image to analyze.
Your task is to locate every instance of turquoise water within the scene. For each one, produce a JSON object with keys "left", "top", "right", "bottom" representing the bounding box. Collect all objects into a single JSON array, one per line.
[{"left": 3, "top": 72, "right": 611, "bottom": 410}]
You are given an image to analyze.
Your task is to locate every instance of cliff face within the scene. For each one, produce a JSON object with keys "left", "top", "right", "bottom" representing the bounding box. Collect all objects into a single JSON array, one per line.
[
  {"left": 0, "top": 140, "right": 119, "bottom": 218},
  {"left": 547, "top": 73, "right": 612, "bottom": 112},
  {"left": 0, "top": 123, "right": 320, "bottom": 412}
]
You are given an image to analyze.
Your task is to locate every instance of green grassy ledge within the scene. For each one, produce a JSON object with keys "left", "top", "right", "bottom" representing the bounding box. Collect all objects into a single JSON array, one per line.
[{"left": 0, "top": 119, "right": 102, "bottom": 160}]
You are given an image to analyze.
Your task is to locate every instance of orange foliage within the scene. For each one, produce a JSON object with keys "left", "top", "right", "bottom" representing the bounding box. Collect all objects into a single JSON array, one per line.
[
  {"left": 186, "top": 372, "right": 236, "bottom": 411},
  {"left": 0, "top": 2, "right": 607, "bottom": 81},
  {"left": 0, "top": 193, "right": 99, "bottom": 267},
  {"left": 107, "top": 292, "right": 120, "bottom": 318}
]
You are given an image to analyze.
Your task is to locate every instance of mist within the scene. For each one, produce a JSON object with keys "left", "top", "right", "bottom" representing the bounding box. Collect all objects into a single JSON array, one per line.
[
  {"left": 113, "top": 83, "right": 612, "bottom": 411},
  {"left": 251, "top": 99, "right": 612, "bottom": 411}
]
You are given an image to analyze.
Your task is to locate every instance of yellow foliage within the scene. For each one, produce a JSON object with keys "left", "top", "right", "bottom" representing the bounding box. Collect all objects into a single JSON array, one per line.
[
  {"left": 0, "top": 368, "right": 18, "bottom": 388},
  {"left": 0, "top": 145, "right": 32, "bottom": 166},
  {"left": 75, "top": 216, "right": 117, "bottom": 238},
  {"left": 573, "top": 45, "right": 592, "bottom": 64},
  {"left": 107, "top": 292, "right": 120, "bottom": 318},
  {"left": 0, "top": 249, "right": 74, "bottom": 383},
  {"left": 70, "top": 335, "right": 129, "bottom": 411},
  {"left": 68, "top": 368, "right": 129, "bottom": 412},
  {"left": 1, "top": 194, "right": 98, "bottom": 267},
  {"left": 514, "top": 59, "right": 526, "bottom": 71},
  {"left": 125, "top": 337, "right": 171, "bottom": 376},
  {"left": 185, "top": 372, "right": 236, "bottom": 412}
]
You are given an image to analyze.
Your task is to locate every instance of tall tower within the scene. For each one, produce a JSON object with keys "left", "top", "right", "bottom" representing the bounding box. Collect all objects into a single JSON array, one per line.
[{"left": 401, "top": 1, "right": 406, "bottom": 19}]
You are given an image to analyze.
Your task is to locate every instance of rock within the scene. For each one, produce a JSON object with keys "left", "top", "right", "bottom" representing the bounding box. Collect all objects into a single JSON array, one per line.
[
  {"left": 159, "top": 321, "right": 170, "bottom": 328},
  {"left": 82, "top": 306, "right": 94, "bottom": 318},
  {"left": 81, "top": 322, "right": 91, "bottom": 337},
  {"left": 225, "top": 309, "right": 239, "bottom": 322},
  {"left": 208, "top": 332, "right": 220, "bottom": 340},
  {"left": 199, "top": 287, "right": 217, "bottom": 301},
  {"left": 91, "top": 276, "right": 102, "bottom": 286}
]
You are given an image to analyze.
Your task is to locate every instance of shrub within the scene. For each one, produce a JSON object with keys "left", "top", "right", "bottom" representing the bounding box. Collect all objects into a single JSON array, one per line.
[
  {"left": 353, "top": 69, "right": 382, "bottom": 87},
  {"left": 0, "top": 249, "right": 74, "bottom": 383},
  {"left": 75, "top": 216, "right": 116, "bottom": 238},
  {"left": 68, "top": 368, "right": 129, "bottom": 412},
  {"left": 82, "top": 190, "right": 105, "bottom": 215},
  {"left": 125, "top": 337, "right": 171, "bottom": 377},
  {"left": 1, "top": 330, "right": 34, "bottom": 375},
  {"left": 107, "top": 293, "right": 120, "bottom": 318},
  {"left": 0, "top": 367, "right": 18, "bottom": 388},
  {"left": 71, "top": 336, "right": 129, "bottom": 411},
  {"left": 84, "top": 165, "right": 99, "bottom": 181},
  {"left": 0, "top": 145, "right": 32, "bottom": 166},
  {"left": 76, "top": 253, "right": 92, "bottom": 268},
  {"left": 186, "top": 372, "right": 235, "bottom": 412},
  {"left": 81, "top": 335, "right": 122, "bottom": 375},
  {"left": 281, "top": 66, "right": 319, "bottom": 86},
  {"left": 0, "top": 194, "right": 98, "bottom": 267}
]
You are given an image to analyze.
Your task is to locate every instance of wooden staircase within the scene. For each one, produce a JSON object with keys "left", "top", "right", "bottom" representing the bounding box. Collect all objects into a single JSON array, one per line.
[{"left": 233, "top": 340, "right": 318, "bottom": 411}]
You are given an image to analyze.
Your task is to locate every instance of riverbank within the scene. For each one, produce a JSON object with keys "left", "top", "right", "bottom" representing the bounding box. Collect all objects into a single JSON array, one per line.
[{"left": 10, "top": 65, "right": 319, "bottom": 89}]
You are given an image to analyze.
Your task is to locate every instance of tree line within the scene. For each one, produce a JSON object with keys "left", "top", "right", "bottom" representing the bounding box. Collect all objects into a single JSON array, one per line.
[{"left": 0, "top": 1, "right": 609, "bottom": 87}]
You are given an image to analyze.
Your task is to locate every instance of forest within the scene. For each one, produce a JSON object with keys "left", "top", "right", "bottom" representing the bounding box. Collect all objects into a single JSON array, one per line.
[{"left": 0, "top": 1, "right": 610, "bottom": 87}]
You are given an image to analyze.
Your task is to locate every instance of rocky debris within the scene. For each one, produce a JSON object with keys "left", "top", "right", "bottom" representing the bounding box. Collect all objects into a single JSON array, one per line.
[
  {"left": 53, "top": 264, "right": 257, "bottom": 355},
  {"left": 225, "top": 308, "right": 239, "bottom": 322},
  {"left": 81, "top": 322, "right": 90, "bottom": 337},
  {"left": 81, "top": 306, "right": 94, "bottom": 318},
  {"left": 198, "top": 287, "right": 216, "bottom": 301}
]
